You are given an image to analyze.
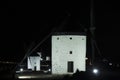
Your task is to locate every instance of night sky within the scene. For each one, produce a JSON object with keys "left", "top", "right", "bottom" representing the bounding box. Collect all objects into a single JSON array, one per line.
[{"left": 0, "top": 1, "right": 120, "bottom": 64}]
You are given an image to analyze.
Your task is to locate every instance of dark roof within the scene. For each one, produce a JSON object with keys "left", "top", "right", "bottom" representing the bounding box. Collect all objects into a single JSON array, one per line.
[
  {"left": 52, "top": 32, "right": 86, "bottom": 36},
  {"left": 30, "top": 52, "right": 39, "bottom": 56}
]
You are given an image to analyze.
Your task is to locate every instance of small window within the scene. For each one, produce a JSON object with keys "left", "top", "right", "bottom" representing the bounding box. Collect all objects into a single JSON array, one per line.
[
  {"left": 70, "top": 37, "right": 72, "bottom": 40},
  {"left": 69, "top": 51, "right": 72, "bottom": 54},
  {"left": 57, "top": 37, "right": 59, "bottom": 40}
]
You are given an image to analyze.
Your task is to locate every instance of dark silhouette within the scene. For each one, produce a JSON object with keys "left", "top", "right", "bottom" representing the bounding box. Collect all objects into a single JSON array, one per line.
[
  {"left": 71, "top": 70, "right": 90, "bottom": 80},
  {"left": 62, "top": 69, "right": 90, "bottom": 80}
]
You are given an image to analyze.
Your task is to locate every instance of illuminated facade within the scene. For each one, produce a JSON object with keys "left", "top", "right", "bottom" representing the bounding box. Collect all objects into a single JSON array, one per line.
[
  {"left": 27, "top": 56, "right": 41, "bottom": 71},
  {"left": 52, "top": 33, "right": 86, "bottom": 74}
]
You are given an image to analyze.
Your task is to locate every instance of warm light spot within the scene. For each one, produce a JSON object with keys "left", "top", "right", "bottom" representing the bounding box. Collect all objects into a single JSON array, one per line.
[{"left": 18, "top": 76, "right": 31, "bottom": 79}]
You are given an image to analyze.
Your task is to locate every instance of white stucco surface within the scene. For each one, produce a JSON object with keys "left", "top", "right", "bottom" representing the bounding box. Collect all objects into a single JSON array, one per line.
[
  {"left": 52, "top": 35, "right": 86, "bottom": 74},
  {"left": 27, "top": 56, "right": 41, "bottom": 71}
]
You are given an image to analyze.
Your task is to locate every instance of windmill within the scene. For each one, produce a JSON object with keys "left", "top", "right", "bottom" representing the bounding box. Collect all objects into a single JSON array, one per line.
[
  {"left": 13, "top": 0, "right": 103, "bottom": 75},
  {"left": 13, "top": 14, "right": 70, "bottom": 73}
]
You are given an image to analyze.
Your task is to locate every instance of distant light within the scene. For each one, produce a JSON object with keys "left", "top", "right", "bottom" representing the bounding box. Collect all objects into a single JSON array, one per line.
[
  {"left": 48, "top": 69, "right": 51, "bottom": 72},
  {"left": 93, "top": 69, "right": 98, "bottom": 74},
  {"left": 44, "top": 70, "right": 48, "bottom": 73},
  {"left": 109, "top": 63, "right": 112, "bottom": 66},
  {"left": 20, "top": 68, "right": 23, "bottom": 72},
  {"left": 18, "top": 76, "right": 31, "bottom": 79}
]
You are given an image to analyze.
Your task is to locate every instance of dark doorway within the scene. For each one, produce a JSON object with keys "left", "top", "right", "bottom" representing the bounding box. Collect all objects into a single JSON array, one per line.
[
  {"left": 68, "top": 61, "right": 74, "bottom": 72},
  {"left": 34, "top": 66, "right": 36, "bottom": 71}
]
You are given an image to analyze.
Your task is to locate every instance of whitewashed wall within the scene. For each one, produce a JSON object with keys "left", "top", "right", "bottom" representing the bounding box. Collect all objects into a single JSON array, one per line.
[
  {"left": 52, "top": 35, "right": 86, "bottom": 74},
  {"left": 27, "top": 56, "right": 41, "bottom": 71}
]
